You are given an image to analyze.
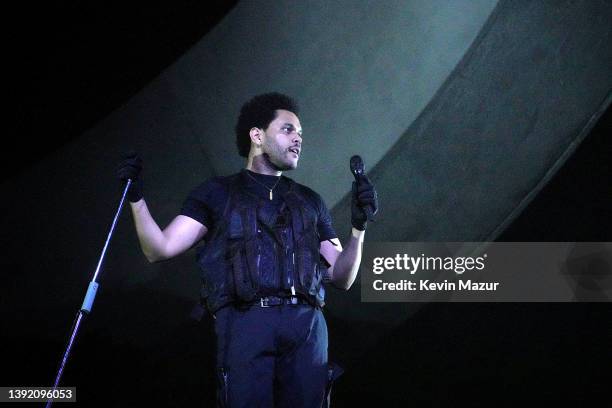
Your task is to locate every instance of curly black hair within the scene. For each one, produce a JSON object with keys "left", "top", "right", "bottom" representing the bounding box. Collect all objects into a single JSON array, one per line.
[{"left": 235, "top": 92, "right": 299, "bottom": 158}]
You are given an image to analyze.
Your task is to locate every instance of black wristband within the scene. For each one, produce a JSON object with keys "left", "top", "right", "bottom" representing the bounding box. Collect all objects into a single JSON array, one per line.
[{"left": 127, "top": 179, "right": 144, "bottom": 202}]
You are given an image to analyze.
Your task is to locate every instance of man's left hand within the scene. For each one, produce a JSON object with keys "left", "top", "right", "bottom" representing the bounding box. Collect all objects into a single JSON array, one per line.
[{"left": 351, "top": 175, "right": 378, "bottom": 231}]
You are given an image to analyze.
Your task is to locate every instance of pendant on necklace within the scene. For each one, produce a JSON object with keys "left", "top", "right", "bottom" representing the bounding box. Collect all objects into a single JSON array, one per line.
[{"left": 269, "top": 190, "right": 273, "bottom": 200}]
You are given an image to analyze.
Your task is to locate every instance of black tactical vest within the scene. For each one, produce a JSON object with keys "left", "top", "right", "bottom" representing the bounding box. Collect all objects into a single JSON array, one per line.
[{"left": 196, "top": 172, "right": 327, "bottom": 313}]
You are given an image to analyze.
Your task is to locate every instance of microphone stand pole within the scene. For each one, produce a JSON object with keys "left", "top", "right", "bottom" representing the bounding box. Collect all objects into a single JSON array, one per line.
[{"left": 45, "top": 180, "right": 133, "bottom": 408}]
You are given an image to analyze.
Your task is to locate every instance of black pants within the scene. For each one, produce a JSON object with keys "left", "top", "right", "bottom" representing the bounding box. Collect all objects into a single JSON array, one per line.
[{"left": 214, "top": 303, "right": 329, "bottom": 407}]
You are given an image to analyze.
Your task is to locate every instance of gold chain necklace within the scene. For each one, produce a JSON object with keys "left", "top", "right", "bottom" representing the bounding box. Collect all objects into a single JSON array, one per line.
[{"left": 245, "top": 170, "right": 281, "bottom": 200}]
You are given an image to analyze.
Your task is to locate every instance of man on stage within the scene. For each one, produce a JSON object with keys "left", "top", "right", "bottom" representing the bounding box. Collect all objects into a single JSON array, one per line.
[{"left": 118, "top": 92, "right": 378, "bottom": 407}]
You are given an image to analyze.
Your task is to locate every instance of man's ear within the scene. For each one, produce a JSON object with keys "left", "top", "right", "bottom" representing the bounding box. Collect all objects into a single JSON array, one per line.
[{"left": 249, "top": 127, "right": 262, "bottom": 147}]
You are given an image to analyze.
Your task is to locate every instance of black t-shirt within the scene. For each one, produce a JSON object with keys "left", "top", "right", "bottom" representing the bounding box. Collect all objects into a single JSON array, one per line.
[{"left": 180, "top": 169, "right": 337, "bottom": 243}]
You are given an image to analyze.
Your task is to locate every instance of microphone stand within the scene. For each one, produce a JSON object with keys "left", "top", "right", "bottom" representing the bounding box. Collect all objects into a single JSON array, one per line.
[{"left": 45, "top": 179, "right": 132, "bottom": 408}]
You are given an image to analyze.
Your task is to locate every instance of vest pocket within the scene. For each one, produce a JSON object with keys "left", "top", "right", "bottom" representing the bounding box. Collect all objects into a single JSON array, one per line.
[
  {"left": 227, "top": 239, "right": 258, "bottom": 302},
  {"left": 295, "top": 246, "right": 316, "bottom": 293},
  {"left": 197, "top": 240, "right": 233, "bottom": 312}
]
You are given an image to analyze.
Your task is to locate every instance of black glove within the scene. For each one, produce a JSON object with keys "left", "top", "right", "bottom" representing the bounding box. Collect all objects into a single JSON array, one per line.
[
  {"left": 117, "top": 151, "right": 144, "bottom": 202},
  {"left": 351, "top": 175, "right": 378, "bottom": 231}
]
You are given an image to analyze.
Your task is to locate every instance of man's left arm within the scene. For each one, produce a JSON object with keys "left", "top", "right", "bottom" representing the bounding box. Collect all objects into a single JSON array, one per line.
[
  {"left": 319, "top": 175, "right": 378, "bottom": 290},
  {"left": 320, "top": 228, "right": 364, "bottom": 290}
]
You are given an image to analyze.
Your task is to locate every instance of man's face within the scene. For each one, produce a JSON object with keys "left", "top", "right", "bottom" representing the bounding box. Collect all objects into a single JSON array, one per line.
[{"left": 260, "top": 109, "right": 303, "bottom": 171}]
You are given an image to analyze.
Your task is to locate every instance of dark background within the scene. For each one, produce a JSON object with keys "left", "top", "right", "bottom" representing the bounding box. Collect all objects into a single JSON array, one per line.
[{"left": 6, "top": 2, "right": 611, "bottom": 407}]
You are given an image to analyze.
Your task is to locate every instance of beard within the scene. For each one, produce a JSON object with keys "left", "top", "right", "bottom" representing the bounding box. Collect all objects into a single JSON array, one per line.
[
  {"left": 262, "top": 142, "right": 298, "bottom": 171},
  {"left": 263, "top": 152, "right": 296, "bottom": 171}
]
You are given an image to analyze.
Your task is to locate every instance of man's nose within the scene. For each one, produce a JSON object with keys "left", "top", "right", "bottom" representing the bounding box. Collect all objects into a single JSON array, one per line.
[{"left": 292, "top": 133, "right": 302, "bottom": 144}]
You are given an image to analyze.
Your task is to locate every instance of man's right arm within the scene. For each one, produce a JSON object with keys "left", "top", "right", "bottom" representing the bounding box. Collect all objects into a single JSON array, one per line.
[{"left": 130, "top": 199, "right": 208, "bottom": 263}]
